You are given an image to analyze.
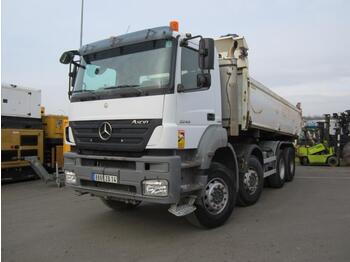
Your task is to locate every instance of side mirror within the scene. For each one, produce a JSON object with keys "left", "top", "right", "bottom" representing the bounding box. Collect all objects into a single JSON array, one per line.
[
  {"left": 60, "top": 50, "right": 79, "bottom": 64},
  {"left": 198, "top": 38, "right": 214, "bottom": 70},
  {"left": 197, "top": 73, "right": 211, "bottom": 88}
]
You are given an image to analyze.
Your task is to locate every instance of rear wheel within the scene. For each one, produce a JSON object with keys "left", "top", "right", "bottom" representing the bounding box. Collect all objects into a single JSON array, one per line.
[
  {"left": 186, "top": 162, "right": 236, "bottom": 228},
  {"left": 267, "top": 151, "right": 286, "bottom": 188},
  {"left": 284, "top": 147, "right": 296, "bottom": 182},
  {"left": 101, "top": 199, "right": 141, "bottom": 211},
  {"left": 237, "top": 156, "right": 264, "bottom": 206}
]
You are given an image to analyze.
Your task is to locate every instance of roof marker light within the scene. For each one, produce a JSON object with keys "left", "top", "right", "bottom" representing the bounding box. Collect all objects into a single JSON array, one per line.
[{"left": 170, "top": 20, "right": 179, "bottom": 32}]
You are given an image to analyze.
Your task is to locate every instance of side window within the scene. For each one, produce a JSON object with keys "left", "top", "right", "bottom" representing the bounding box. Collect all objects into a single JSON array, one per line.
[{"left": 181, "top": 48, "right": 202, "bottom": 91}]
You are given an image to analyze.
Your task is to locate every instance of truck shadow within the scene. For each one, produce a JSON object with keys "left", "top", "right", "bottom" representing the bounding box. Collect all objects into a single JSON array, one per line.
[
  {"left": 81, "top": 183, "right": 294, "bottom": 236},
  {"left": 84, "top": 203, "right": 203, "bottom": 239}
]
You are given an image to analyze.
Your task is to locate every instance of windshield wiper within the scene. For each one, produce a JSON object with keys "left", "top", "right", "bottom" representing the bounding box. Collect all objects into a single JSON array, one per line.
[
  {"left": 102, "top": 84, "right": 140, "bottom": 90},
  {"left": 72, "top": 89, "right": 96, "bottom": 93},
  {"left": 72, "top": 89, "right": 99, "bottom": 100},
  {"left": 101, "top": 85, "right": 145, "bottom": 96}
]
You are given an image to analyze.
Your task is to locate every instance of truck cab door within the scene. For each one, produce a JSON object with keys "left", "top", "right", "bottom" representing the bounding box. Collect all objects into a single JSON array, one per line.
[{"left": 175, "top": 43, "right": 221, "bottom": 149}]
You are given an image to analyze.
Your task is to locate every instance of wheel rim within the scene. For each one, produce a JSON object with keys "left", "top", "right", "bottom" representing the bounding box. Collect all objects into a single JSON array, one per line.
[
  {"left": 243, "top": 169, "right": 259, "bottom": 195},
  {"left": 203, "top": 177, "right": 229, "bottom": 215},
  {"left": 279, "top": 158, "right": 285, "bottom": 180}
]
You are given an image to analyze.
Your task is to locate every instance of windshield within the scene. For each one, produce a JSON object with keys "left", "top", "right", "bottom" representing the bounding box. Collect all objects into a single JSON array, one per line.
[{"left": 72, "top": 39, "right": 175, "bottom": 101}]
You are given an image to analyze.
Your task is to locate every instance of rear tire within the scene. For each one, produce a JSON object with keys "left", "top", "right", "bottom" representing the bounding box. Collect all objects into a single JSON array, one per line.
[
  {"left": 237, "top": 156, "right": 264, "bottom": 206},
  {"left": 284, "top": 147, "right": 296, "bottom": 182},
  {"left": 186, "top": 162, "right": 236, "bottom": 228},
  {"left": 267, "top": 151, "right": 286, "bottom": 188},
  {"left": 101, "top": 199, "right": 141, "bottom": 211}
]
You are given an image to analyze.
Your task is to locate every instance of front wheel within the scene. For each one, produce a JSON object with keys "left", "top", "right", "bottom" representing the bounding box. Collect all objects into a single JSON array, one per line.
[
  {"left": 186, "top": 162, "right": 236, "bottom": 228},
  {"left": 327, "top": 156, "right": 339, "bottom": 167}
]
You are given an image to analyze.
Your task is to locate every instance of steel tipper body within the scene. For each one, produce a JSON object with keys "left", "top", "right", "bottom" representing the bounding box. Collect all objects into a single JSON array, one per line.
[{"left": 61, "top": 22, "right": 302, "bottom": 228}]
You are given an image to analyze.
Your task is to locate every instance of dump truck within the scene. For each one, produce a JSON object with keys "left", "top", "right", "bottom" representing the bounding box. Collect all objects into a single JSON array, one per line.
[{"left": 60, "top": 22, "right": 302, "bottom": 228}]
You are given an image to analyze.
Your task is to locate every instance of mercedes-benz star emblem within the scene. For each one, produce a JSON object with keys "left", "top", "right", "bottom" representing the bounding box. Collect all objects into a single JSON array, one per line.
[{"left": 98, "top": 122, "right": 113, "bottom": 141}]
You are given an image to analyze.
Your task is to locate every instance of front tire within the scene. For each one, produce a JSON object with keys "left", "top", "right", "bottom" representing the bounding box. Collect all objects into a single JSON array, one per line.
[
  {"left": 101, "top": 198, "right": 141, "bottom": 211},
  {"left": 186, "top": 162, "right": 236, "bottom": 228},
  {"left": 327, "top": 156, "right": 339, "bottom": 167},
  {"left": 237, "top": 156, "right": 264, "bottom": 206}
]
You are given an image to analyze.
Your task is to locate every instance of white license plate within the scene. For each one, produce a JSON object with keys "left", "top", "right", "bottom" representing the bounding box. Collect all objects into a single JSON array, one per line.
[{"left": 93, "top": 174, "right": 119, "bottom": 184}]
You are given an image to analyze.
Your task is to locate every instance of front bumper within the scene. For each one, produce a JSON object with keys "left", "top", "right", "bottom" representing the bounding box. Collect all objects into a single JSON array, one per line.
[{"left": 64, "top": 152, "right": 182, "bottom": 204}]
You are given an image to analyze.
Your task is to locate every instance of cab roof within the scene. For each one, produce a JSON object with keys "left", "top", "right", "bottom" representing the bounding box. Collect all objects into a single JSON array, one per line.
[{"left": 80, "top": 26, "right": 175, "bottom": 56}]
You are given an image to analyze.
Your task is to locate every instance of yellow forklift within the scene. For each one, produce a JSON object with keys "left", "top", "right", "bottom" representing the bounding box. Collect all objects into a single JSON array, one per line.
[{"left": 297, "top": 111, "right": 350, "bottom": 166}]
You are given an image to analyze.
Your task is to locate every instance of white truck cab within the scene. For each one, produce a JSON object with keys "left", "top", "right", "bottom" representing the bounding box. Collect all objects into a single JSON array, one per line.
[{"left": 61, "top": 22, "right": 302, "bottom": 228}]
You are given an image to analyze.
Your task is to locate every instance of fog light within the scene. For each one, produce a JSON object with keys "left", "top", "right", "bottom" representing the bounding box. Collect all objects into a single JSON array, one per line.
[
  {"left": 65, "top": 170, "right": 77, "bottom": 184},
  {"left": 142, "top": 180, "right": 168, "bottom": 197}
]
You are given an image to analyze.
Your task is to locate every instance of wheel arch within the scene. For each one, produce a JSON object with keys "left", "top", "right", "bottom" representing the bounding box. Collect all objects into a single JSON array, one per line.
[
  {"left": 233, "top": 143, "right": 264, "bottom": 173},
  {"left": 211, "top": 144, "right": 239, "bottom": 191},
  {"left": 196, "top": 125, "right": 228, "bottom": 170}
]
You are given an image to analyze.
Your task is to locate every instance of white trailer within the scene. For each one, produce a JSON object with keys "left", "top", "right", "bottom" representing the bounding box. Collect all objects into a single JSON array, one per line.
[{"left": 61, "top": 22, "right": 302, "bottom": 228}]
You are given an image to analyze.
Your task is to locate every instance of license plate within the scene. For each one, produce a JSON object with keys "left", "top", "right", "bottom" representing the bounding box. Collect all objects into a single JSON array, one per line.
[{"left": 93, "top": 173, "right": 119, "bottom": 184}]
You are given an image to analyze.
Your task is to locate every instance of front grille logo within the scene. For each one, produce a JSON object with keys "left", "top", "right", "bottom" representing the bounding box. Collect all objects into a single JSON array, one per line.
[{"left": 98, "top": 122, "right": 113, "bottom": 141}]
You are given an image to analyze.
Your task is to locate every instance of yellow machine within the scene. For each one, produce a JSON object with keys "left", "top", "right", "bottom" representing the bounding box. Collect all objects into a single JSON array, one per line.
[
  {"left": 42, "top": 114, "right": 67, "bottom": 170},
  {"left": 1, "top": 85, "right": 68, "bottom": 182},
  {"left": 1, "top": 129, "right": 44, "bottom": 181},
  {"left": 63, "top": 118, "right": 71, "bottom": 154}
]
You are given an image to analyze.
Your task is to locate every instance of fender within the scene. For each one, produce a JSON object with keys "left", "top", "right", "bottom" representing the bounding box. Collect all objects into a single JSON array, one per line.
[
  {"left": 195, "top": 125, "right": 228, "bottom": 169},
  {"left": 232, "top": 143, "right": 263, "bottom": 173},
  {"left": 195, "top": 126, "right": 239, "bottom": 191}
]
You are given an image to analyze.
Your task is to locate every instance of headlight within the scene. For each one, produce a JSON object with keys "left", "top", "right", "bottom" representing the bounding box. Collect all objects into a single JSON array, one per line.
[
  {"left": 142, "top": 180, "right": 168, "bottom": 197},
  {"left": 65, "top": 170, "right": 77, "bottom": 184}
]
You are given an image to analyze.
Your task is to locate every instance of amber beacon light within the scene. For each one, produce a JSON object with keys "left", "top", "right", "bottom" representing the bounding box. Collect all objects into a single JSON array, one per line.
[{"left": 169, "top": 20, "right": 179, "bottom": 31}]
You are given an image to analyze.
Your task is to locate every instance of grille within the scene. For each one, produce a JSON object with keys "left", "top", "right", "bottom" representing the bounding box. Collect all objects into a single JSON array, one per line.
[
  {"left": 80, "top": 180, "right": 136, "bottom": 193},
  {"left": 70, "top": 119, "right": 161, "bottom": 152},
  {"left": 81, "top": 158, "right": 136, "bottom": 170},
  {"left": 21, "top": 135, "right": 38, "bottom": 146}
]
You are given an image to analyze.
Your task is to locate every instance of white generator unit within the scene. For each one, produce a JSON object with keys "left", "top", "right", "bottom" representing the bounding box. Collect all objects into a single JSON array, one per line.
[{"left": 1, "top": 83, "right": 41, "bottom": 119}]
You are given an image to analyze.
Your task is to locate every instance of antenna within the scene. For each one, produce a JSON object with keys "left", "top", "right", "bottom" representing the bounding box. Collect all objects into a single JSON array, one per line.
[
  {"left": 80, "top": 0, "right": 84, "bottom": 47},
  {"left": 126, "top": 25, "right": 131, "bottom": 33}
]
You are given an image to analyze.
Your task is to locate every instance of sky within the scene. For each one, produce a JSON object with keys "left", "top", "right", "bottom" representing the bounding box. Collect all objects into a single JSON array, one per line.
[{"left": 1, "top": 0, "right": 349, "bottom": 116}]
